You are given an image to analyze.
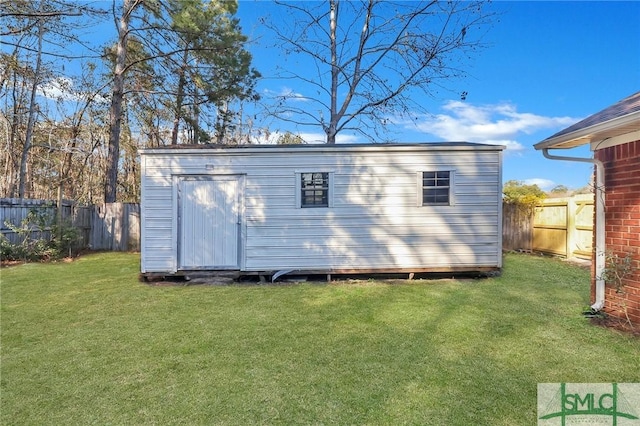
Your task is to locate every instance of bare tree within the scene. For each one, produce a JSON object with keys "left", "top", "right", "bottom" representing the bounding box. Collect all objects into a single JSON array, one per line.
[
  {"left": 2, "top": 0, "right": 258, "bottom": 203},
  {"left": 265, "top": 0, "right": 494, "bottom": 144},
  {"left": 1, "top": 0, "right": 105, "bottom": 198},
  {"left": 104, "top": 0, "right": 141, "bottom": 203},
  {"left": 17, "top": 12, "right": 44, "bottom": 198}
]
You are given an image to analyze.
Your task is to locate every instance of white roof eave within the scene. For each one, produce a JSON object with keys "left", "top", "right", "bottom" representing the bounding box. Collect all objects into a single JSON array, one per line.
[{"left": 534, "top": 110, "right": 640, "bottom": 151}]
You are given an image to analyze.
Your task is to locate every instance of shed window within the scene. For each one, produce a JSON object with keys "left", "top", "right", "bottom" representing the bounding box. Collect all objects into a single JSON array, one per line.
[
  {"left": 301, "top": 172, "right": 329, "bottom": 207},
  {"left": 422, "top": 171, "right": 451, "bottom": 205}
]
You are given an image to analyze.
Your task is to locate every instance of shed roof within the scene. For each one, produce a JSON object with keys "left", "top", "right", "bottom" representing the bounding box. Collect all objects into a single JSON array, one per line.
[
  {"left": 141, "top": 141, "right": 505, "bottom": 155},
  {"left": 534, "top": 91, "right": 640, "bottom": 150}
]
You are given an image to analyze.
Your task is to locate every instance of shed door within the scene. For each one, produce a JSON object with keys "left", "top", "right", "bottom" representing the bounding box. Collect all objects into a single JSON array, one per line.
[{"left": 178, "top": 176, "right": 242, "bottom": 269}]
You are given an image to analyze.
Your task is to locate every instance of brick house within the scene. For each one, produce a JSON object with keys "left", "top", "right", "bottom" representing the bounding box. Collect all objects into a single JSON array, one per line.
[{"left": 534, "top": 92, "right": 640, "bottom": 325}]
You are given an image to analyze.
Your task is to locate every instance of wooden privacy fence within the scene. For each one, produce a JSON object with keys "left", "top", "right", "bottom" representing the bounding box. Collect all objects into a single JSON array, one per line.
[
  {"left": 502, "top": 203, "right": 532, "bottom": 252},
  {"left": 1, "top": 199, "right": 140, "bottom": 252},
  {"left": 90, "top": 203, "right": 140, "bottom": 251},
  {"left": 502, "top": 194, "right": 594, "bottom": 259},
  {"left": 1, "top": 198, "right": 92, "bottom": 247}
]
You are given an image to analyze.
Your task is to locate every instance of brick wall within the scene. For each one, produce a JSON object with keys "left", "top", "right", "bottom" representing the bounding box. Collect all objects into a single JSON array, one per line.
[{"left": 594, "top": 139, "right": 640, "bottom": 324}]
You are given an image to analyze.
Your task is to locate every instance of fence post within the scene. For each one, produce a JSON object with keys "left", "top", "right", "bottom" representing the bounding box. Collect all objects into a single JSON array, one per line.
[{"left": 567, "top": 197, "right": 577, "bottom": 259}]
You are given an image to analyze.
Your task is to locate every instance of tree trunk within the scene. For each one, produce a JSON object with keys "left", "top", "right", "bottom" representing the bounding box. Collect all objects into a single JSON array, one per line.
[
  {"left": 193, "top": 81, "right": 200, "bottom": 144},
  {"left": 327, "top": 0, "right": 339, "bottom": 144},
  {"left": 18, "top": 16, "right": 44, "bottom": 198},
  {"left": 170, "top": 48, "right": 189, "bottom": 145},
  {"left": 215, "top": 100, "right": 228, "bottom": 144},
  {"left": 104, "top": 0, "right": 132, "bottom": 203},
  {"left": 56, "top": 125, "right": 80, "bottom": 239}
]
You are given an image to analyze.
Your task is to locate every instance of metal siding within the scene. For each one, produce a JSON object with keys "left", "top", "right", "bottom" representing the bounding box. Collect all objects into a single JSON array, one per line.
[
  {"left": 140, "top": 154, "right": 148, "bottom": 272},
  {"left": 140, "top": 145, "right": 503, "bottom": 273},
  {"left": 140, "top": 156, "right": 175, "bottom": 273},
  {"left": 496, "top": 149, "right": 504, "bottom": 267}
]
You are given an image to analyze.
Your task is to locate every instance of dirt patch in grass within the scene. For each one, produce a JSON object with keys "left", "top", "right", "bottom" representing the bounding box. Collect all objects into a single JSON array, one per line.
[
  {"left": 590, "top": 316, "right": 640, "bottom": 337},
  {"left": 1, "top": 256, "right": 78, "bottom": 268},
  {"left": 0, "top": 260, "right": 24, "bottom": 268}
]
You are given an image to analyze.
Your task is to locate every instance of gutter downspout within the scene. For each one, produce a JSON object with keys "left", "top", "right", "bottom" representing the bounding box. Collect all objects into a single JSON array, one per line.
[{"left": 542, "top": 148, "right": 606, "bottom": 311}]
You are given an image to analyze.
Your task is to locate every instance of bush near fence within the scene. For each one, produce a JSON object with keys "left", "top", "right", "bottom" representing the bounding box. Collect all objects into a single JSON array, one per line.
[
  {"left": 1, "top": 199, "right": 139, "bottom": 254},
  {"left": 1, "top": 198, "right": 91, "bottom": 246}
]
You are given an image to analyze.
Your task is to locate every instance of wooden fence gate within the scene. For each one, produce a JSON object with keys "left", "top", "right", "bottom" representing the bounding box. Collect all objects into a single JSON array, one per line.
[
  {"left": 533, "top": 194, "right": 593, "bottom": 259},
  {"left": 503, "top": 194, "right": 594, "bottom": 259}
]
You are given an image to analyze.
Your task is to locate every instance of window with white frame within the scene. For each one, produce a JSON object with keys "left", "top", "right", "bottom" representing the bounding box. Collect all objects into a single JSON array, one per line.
[
  {"left": 300, "top": 172, "right": 329, "bottom": 208},
  {"left": 421, "top": 171, "right": 452, "bottom": 205}
]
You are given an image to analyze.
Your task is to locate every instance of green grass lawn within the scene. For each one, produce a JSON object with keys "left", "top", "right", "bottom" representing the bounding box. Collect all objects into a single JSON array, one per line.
[{"left": 1, "top": 252, "right": 638, "bottom": 425}]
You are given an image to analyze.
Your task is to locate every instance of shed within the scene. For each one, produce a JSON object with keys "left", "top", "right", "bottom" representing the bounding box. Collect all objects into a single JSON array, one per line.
[
  {"left": 140, "top": 143, "right": 505, "bottom": 280},
  {"left": 534, "top": 91, "right": 640, "bottom": 325}
]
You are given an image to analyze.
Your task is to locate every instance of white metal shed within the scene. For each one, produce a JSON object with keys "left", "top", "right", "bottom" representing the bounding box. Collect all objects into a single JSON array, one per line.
[{"left": 140, "top": 143, "right": 505, "bottom": 279}]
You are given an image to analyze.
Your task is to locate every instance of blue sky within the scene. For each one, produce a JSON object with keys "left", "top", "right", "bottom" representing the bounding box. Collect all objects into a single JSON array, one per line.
[{"left": 236, "top": 0, "right": 640, "bottom": 191}]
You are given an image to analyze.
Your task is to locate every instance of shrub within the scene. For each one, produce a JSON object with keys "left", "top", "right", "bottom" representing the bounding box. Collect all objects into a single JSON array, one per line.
[
  {"left": 503, "top": 180, "right": 546, "bottom": 212},
  {"left": 1, "top": 206, "right": 82, "bottom": 262}
]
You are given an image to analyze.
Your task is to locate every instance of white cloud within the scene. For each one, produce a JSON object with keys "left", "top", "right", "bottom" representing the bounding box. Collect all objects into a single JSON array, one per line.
[
  {"left": 335, "top": 134, "right": 362, "bottom": 144},
  {"left": 299, "top": 132, "right": 361, "bottom": 144},
  {"left": 250, "top": 130, "right": 362, "bottom": 145},
  {"left": 404, "top": 100, "right": 579, "bottom": 152},
  {"left": 37, "top": 76, "right": 107, "bottom": 103},
  {"left": 250, "top": 131, "right": 280, "bottom": 145},
  {"left": 264, "top": 87, "right": 309, "bottom": 102},
  {"left": 524, "top": 178, "right": 556, "bottom": 191},
  {"left": 37, "top": 77, "right": 80, "bottom": 101},
  {"left": 298, "top": 132, "right": 326, "bottom": 144}
]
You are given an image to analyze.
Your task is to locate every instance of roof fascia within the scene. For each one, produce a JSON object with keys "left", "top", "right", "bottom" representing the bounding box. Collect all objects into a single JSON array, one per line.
[
  {"left": 140, "top": 143, "right": 506, "bottom": 155},
  {"left": 533, "top": 110, "right": 640, "bottom": 151}
]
